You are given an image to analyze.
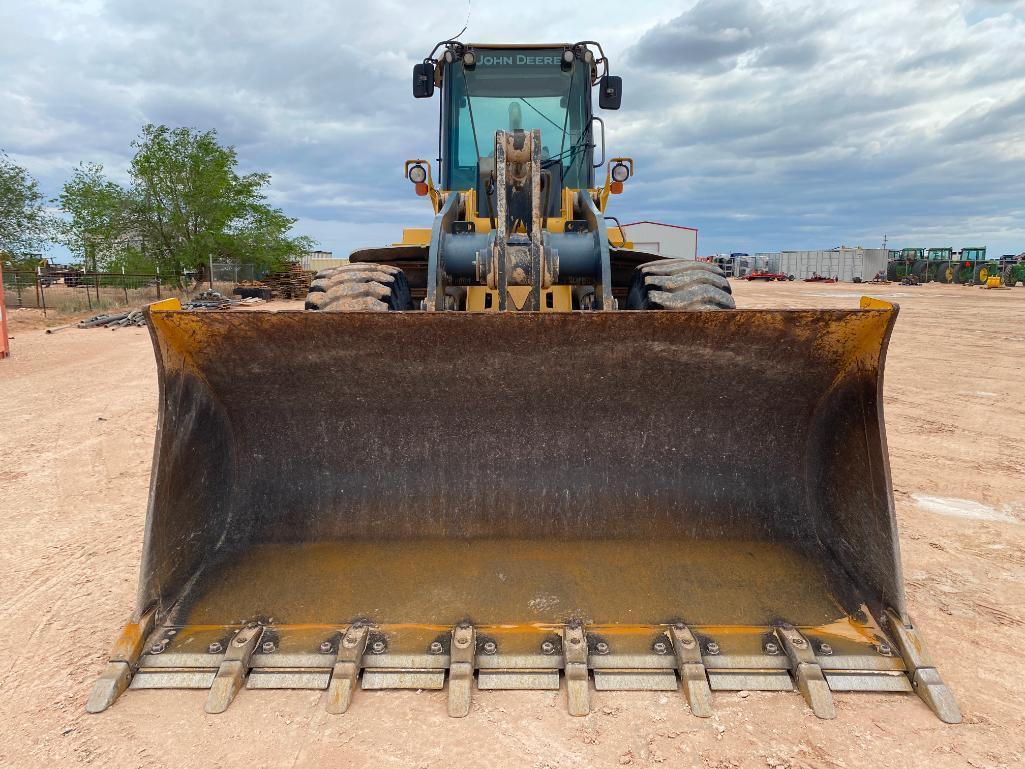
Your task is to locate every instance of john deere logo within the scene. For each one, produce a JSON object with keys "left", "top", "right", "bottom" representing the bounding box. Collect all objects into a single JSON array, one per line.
[{"left": 478, "top": 54, "right": 561, "bottom": 67}]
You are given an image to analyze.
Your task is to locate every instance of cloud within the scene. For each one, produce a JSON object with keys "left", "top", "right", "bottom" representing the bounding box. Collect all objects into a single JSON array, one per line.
[
  {"left": 1, "top": 0, "right": 1024, "bottom": 258},
  {"left": 630, "top": 0, "right": 832, "bottom": 74}
]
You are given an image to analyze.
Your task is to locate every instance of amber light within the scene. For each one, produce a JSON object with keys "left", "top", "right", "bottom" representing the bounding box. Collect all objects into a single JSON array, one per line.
[{"left": 415, "top": 182, "right": 429, "bottom": 196}]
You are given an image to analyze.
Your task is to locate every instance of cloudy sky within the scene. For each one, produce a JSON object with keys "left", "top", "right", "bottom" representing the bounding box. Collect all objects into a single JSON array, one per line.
[{"left": 3, "top": 0, "right": 1025, "bottom": 258}]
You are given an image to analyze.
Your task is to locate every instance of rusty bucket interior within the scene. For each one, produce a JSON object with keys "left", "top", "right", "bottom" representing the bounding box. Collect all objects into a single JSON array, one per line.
[
  {"left": 140, "top": 304, "right": 905, "bottom": 631},
  {"left": 86, "top": 299, "right": 960, "bottom": 723}
]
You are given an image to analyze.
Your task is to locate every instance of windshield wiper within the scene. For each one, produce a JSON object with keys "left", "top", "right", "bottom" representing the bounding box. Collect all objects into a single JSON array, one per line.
[{"left": 517, "top": 97, "right": 566, "bottom": 135}]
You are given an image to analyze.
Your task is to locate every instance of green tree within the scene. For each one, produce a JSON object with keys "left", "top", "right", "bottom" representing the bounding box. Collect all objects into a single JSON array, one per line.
[
  {"left": 0, "top": 151, "right": 51, "bottom": 270},
  {"left": 130, "top": 124, "right": 313, "bottom": 279},
  {"left": 56, "top": 125, "right": 313, "bottom": 284},
  {"left": 57, "top": 162, "right": 139, "bottom": 271}
]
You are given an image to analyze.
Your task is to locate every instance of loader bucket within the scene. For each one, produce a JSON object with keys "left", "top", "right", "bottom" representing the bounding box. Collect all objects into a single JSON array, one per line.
[{"left": 88, "top": 298, "right": 960, "bottom": 722}]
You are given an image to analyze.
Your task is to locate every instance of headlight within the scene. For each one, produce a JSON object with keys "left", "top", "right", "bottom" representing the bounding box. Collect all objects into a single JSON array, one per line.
[
  {"left": 408, "top": 164, "right": 427, "bottom": 184},
  {"left": 561, "top": 49, "right": 575, "bottom": 70},
  {"left": 611, "top": 162, "right": 630, "bottom": 183},
  {"left": 462, "top": 50, "right": 476, "bottom": 69}
]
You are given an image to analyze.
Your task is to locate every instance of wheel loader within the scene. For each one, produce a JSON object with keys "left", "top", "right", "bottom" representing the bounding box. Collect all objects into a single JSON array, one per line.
[{"left": 88, "top": 41, "right": 959, "bottom": 723}]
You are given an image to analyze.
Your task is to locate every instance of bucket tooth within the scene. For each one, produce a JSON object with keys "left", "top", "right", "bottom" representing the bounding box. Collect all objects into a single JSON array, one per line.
[
  {"left": 325, "top": 625, "right": 369, "bottom": 714},
  {"left": 86, "top": 610, "right": 155, "bottom": 713},
  {"left": 776, "top": 625, "right": 835, "bottom": 719},
  {"left": 447, "top": 624, "right": 475, "bottom": 718},
  {"left": 563, "top": 625, "right": 590, "bottom": 716},
  {"left": 205, "top": 624, "right": 264, "bottom": 714},
  {"left": 884, "top": 610, "right": 961, "bottom": 724},
  {"left": 669, "top": 624, "right": 712, "bottom": 717}
]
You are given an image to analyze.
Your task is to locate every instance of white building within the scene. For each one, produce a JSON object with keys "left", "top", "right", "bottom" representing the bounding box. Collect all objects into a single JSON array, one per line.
[
  {"left": 301, "top": 250, "right": 348, "bottom": 273},
  {"left": 620, "top": 221, "right": 698, "bottom": 261}
]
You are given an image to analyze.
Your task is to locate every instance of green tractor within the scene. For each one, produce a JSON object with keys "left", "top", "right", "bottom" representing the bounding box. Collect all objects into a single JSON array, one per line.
[
  {"left": 917, "top": 247, "right": 953, "bottom": 283},
  {"left": 1002, "top": 254, "right": 1025, "bottom": 287},
  {"left": 886, "top": 247, "right": 923, "bottom": 280},
  {"left": 949, "top": 247, "right": 995, "bottom": 284}
]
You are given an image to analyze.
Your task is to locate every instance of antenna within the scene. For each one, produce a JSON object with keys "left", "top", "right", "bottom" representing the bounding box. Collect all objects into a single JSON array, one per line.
[{"left": 446, "top": 0, "right": 471, "bottom": 41}]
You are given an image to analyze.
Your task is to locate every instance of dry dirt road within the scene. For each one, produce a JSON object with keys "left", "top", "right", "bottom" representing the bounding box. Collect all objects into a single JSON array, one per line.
[{"left": 1, "top": 282, "right": 1023, "bottom": 768}]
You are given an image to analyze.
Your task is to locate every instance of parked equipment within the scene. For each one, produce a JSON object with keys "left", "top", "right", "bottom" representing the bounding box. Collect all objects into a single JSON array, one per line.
[
  {"left": 886, "top": 248, "right": 922, "bottom": 281},
  {"left": 950, "top": 247, "right": 995, "bottom": 284},
  {"left": 745, "top": 270, "right": 793, "bottom": 281},
  {"left": 88, "top": 40, "right": 959, "bottom": 725},
  {"left": 1002, "top": 254, "right": 1025, "bottom": 287},
  {"left": 919, "top": 247, "right": 953, "bottom": 283}
]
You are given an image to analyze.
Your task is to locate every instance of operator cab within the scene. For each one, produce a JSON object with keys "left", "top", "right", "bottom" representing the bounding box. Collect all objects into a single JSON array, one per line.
[{"left": 413, "top": 43, "right": 622, "bottom": 219}]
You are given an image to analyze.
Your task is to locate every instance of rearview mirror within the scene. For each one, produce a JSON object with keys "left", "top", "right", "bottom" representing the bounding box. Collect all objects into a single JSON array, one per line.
[
  {"left": 413, "top": 62, "right": 435, "bottom": 98},
  {"left": 598, "top": 75, "right": 622, "bottom": 110}
]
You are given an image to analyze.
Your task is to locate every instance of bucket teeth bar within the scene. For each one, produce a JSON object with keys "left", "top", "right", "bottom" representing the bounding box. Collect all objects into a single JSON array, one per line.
[
  {"left": 775, "top": 625, "right": 835, "bottom": 719},
  {"left": 85, "top": 609, "right": 155, "bottom": 713},
  {"left": 91, "top": 618, "right": 957, "bottom": 722},
  {"left": 884, "top": 610, "right": 962, "bottom": 724},
  {"left": 206, "top": 624, "right": 264, "bottom": 714},
  {"left": 448, "top": 623, "right": 476, "bottom": 718},
  {"left": 669, "top": 624, "right": 712, "bottom": 717},
  {"left": 326, "top": 624, "right": 369, "bottom": 714}
]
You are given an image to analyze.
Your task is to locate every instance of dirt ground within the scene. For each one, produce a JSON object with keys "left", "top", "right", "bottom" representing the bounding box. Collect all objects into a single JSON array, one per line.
[{"left": 1, "top": 282, "right": 1023, "bottom": 769}]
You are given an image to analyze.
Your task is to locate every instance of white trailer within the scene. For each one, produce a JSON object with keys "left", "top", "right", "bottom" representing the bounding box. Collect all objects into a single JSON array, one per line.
[{"left": 772, "top": 249, "right": 887, "bottom": 281}]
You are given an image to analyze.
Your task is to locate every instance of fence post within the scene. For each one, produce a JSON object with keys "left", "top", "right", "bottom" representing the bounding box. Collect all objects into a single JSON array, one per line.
[
  {"left": 86, "top": 274, "right": 92, "bottom": 311},
  {"left": 37, "top": 266, "right": 47, "bottom": 317},
  {"left": 0, "top": 266, "right": 10, "bottom": 360},
  {"left": 122, "top": 265, "right": 128, "bottom": 304},
  {"left": 209, "top": 254, "right": 214, "bottom": 290},
  {"left": 94, "top": 269, "right": 100, "bottom": 303},
  {"left": 156, "top": 266, "right": 161, "bottom": 298}
]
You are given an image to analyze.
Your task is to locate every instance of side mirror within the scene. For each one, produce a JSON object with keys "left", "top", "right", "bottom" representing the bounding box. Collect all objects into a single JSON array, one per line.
[
  {"left": 413, "top": 62, "right": 435, "bottom": 98},
  {"left": 598, "top": 75, "right": 622, "bottom": 110}
]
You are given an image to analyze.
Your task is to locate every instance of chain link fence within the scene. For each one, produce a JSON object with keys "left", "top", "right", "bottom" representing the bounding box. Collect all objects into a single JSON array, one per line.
[{"left": 2, "top": 270, "right": 190, "bottom": 315}]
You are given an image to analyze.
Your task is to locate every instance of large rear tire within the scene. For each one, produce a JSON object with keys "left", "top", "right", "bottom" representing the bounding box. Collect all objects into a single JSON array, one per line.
[
  {"left": 305, "top": 263, "right": 413, "bottom": 311},
  {"left": 626, "top": 260, "right": 735, "bottom": 310},
  {"left": 1004, "top": 266, "right": 1019, "bottom": 287}
]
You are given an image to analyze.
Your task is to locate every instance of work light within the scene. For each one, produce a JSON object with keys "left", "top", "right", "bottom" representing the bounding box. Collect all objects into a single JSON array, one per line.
[{"left": 408, "top": 164, "right": 427, "bottom": 184}]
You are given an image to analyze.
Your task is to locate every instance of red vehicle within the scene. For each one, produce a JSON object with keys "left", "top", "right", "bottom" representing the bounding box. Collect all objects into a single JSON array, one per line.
[{"left": 745, "top": 270, "right": 793, "bottom": 281}]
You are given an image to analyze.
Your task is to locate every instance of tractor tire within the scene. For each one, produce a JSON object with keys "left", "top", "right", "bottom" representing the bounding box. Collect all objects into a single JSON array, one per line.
[
  {"left": 912, "top": 260, "right": 928, "bottom": 278},
  {"left": 972, "top": 264, "right": 988, "bottom": 284},
  {"left": 853, "top": 276, "right": 862, "bottom": 283},
  {"left": 305, "top": 263, "right": 413, "bottom": 311},
  {"left": 1004, "top": 266, "right": 1019, "bottom": 288},
  {"left": 886, "top": 263, "right": 898, "bottom": 281},
  {"left": 934, "top": 262, "right": 951, "bottom": 284},
  {"left": 626, "top": 260, "right": 735, "bottom": 310}
]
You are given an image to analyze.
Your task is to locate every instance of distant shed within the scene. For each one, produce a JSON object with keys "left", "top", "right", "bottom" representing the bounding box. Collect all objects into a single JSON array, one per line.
[
  {"left": 300, "top": 250, "right": 349, "bottom": 274},
  {"left": 620, "top": 221, "right": 698, "bottom": 261}
]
